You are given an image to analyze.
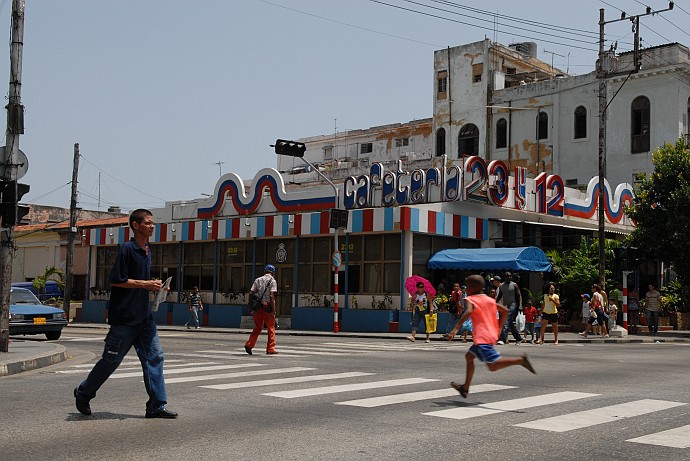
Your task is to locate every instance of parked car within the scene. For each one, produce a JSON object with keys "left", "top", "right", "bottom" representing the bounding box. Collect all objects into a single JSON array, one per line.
[
  {"left": 12, "top": 280, "right": 63, "bottom": 302},
  {"left": 9, "top": 287, "right": 67, "bottom": 340}
]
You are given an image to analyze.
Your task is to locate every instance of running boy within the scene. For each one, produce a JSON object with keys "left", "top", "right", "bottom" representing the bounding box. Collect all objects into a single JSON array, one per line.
[{"left": 447, "top": 274, "right": 536, "bottom": 398}]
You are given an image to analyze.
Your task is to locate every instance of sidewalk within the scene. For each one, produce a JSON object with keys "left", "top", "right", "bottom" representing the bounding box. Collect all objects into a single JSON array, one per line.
[{"left": 1, "top": 323, "right": 688, "bottom": 377}]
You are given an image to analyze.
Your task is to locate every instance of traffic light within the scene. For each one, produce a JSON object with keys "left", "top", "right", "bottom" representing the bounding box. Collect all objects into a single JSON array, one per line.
[
  {"left": 273, "top": 139, "right": 306, "bottom": 158},
  {"left": 329, "top": 208, "right": 349, "bottom": 229},
  {"left": 1, "top": 180, "right": 30, "bottom": 227}
]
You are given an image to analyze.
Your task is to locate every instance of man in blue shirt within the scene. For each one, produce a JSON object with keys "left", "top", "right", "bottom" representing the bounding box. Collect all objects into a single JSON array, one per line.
[{"left": 74, "top": 209, "right": 177, "bottom": 419}]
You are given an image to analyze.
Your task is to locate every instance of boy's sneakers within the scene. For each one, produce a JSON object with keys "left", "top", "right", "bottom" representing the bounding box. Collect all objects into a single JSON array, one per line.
[
  {"left": 496, "top": 340, "right": 505, "bottom": 345},
  {"left": 406, "top": 336, "right": 415, "bottom": 342}
]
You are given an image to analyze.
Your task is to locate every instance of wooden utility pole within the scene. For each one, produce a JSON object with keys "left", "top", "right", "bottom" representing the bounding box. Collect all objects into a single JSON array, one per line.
[
  {"left": 597, "top": 8, "right": 607, "bottom": 288},
  {"left": 63, "top": 144, "right": 80, "bottom": 321},
  {"left": 0, "top": 0, "right": 26, "bottom": 353}
]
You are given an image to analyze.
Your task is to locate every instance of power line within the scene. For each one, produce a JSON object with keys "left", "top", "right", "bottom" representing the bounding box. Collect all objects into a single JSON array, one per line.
[
  {"left": 255, "top": 0, "right": 443, "bottom": 47},
  {"left": 369, "top": 0, "right": 598, "bottom": 51},
  {"left": 79, "top": 155, "right": 167, "bottom": 202}
]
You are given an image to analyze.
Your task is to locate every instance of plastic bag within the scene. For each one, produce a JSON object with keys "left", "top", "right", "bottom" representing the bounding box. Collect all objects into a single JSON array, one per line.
[{"left": 425, "top": 313, "right": 438, "bottom": 333}]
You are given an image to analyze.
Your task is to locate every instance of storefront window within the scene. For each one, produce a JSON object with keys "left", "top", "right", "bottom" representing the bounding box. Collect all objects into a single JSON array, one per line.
[
  {"left": 182, "top": 242, "right": 215, "bottom": 290},
  {"left": 363, "top": 263, "right": 382, "bottom": 293},
  {"left": 364, "top": 235, "right": 382, "bottom": 260}
]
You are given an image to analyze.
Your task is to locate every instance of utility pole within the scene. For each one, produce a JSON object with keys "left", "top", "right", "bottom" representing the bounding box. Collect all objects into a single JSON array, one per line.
[
  {"left": 213, "top": 161, "right": 225, "bottom": 178},
  {"left": 597, "top": 2, "right": 675, "bottom": 289},
  {"left": 0, "top": 0, "right": 26, "bottom": 353},
  {"left": 63, "top": 144, "right": 80, "bottom": 321},
  {"left": 597, "top": 8, "right": 607, "bottom": 289}
]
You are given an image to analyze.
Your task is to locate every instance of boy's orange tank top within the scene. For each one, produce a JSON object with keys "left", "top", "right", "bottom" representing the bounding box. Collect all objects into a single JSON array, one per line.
[{"left": 466, "top": 294, "right": 499, "bottom": 345}]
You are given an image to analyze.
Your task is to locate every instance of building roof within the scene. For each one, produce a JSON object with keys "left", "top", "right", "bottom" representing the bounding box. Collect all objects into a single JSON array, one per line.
[{"left": 16, "top": 216, "right": 129, "bottom": 234}]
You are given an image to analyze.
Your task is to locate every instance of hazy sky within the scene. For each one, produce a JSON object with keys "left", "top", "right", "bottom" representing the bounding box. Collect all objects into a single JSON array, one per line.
[{"left": 1, "top": 0, "right": 687, "bottom": 213}]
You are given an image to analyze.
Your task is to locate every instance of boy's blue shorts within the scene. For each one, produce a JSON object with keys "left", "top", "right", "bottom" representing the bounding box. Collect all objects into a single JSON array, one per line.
[{"left": 468, "top": 344, "right": 501, "bottom": 364}]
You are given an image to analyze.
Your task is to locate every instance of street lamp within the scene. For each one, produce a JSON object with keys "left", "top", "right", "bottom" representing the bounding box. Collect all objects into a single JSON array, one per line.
[{"left": 272, "top": 139, "right": 347, "bottom": 333}]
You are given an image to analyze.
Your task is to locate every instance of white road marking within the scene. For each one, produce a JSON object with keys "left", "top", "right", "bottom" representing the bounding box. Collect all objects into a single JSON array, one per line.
[
  {"left": 515, "top": 399, "right": 687, "bottom": 432},
  {"left": 164, "top": 367, "right": 316, "bottom": 384},
  {"left": 424, "top": 392, "right": 597, "bottom": 420},
  {"left": 264, "top": 378, "right": 439, "bottom": 399},
  {"left": 200, "top": 372, "right": 374, "bottom": 390},
  {"left": 627, "top": 424, "right": 690, "bottom": 448},
  {"left": 111, "top": 363, "right": 264, "bottom": 379},
  {"left": 335, "top": 383, "right": 516, "bottom": 408}
]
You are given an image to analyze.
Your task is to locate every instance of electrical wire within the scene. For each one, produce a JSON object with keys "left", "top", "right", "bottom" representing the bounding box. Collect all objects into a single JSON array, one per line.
[
  {"left": 79, "top": 155, "right": 167, "bottom": 202},
  {"left": 24, "top": 181, "right": 72, "bottom": 204},
  {"left": 369, "top": 0, "right": 599, "bottom": 51},
  {"left": 254, "top": 0, "right": 443, "bottom": 47}
]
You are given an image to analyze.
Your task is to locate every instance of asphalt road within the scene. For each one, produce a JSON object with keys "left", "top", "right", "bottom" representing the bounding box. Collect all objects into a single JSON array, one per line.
[{"left": 1, "top": 328, "right": 689, "bottom": 461}]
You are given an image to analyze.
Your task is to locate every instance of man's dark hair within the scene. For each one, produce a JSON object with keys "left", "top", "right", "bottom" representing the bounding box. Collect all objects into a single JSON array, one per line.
[
  {"left": 465, "top": 274, "right": 484, "bottom": 290},
  {"left": 129, "top": 209, "right": 152, "bottom": 230}
]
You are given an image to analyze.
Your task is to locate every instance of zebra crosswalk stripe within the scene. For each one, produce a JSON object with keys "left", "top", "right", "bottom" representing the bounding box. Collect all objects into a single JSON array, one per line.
[
  {"left": 111, "top": 363, "right": 264, "bottom": 379},
  {"left": 164, "top": 367, "right": 316, "bottom": 384},
  {"left": 335, "top": 383, "right": 516, "bottom": 408},
  {"left": 626, "top": 424, "right": 690, "bottom": 449},
  {"left": 423, "top": 391, "right": 597, "bottom": 420},
  {"left": 264, "top": 378, "right": 438, "bottom": 399},
  {"left": 200, "top": 371, "right": 374, "bottom": 390},
  {"left": 515, "top": 399, "right": 687, "bottom": 432}
]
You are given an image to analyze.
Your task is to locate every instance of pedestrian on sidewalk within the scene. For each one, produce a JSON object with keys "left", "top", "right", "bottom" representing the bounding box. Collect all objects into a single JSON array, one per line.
[
  {"left": 444, "top": 282, "right": 464, "bottom": 338},
  {"left": 185, "top": 286, "right": 203, "bottom": 329},
  {"left": 496, "top": 272, "right": 523, "bottom": 345},
  {"left": 407, "top": 282, "right": 434, "bottom": 343},
  {"left": 245, "top": 265, "right": 278, "bottom": 355},
  {"left": 73, "top": 209, "right": 177, "bottom": 419},
  {"left": 628, "top": 288, "right": 640, "bottom": 335},
  {"left": 523, "top": 299, "right": 537, "bottom": 343},
  {"left": 581, "top": 293, "right": 591, "bottom": 332},
  {"left": 537, "top": 283, "right": 560, "bottom": 345},
  {"left": 580, "top": 284, "right": 608, "bottom": 338},
  {"left": 447, "top": 274, "right": 536, "bottom": 398},
  {"left": 645, "top": 283, "right": 661, "bottom": 335}
]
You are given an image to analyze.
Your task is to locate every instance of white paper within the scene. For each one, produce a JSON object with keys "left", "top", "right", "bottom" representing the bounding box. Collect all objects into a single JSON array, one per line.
[{"left": 151, "top": 277, "right": 172, "bottom": 312}]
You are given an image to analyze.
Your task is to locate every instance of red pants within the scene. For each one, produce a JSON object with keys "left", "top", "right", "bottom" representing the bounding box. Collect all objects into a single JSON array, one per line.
[{"left": 245, "top": 309, "right": 276, "bottom": 353}]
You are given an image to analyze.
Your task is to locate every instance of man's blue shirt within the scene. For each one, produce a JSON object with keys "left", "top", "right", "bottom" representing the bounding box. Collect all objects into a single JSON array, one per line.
[{"left": 108, "top": 238, "right": 151, "bottom": 325}]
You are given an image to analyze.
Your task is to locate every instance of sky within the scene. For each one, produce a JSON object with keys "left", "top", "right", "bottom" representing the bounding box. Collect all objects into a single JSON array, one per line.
[{"left": 1, "top": 0, "right": 688, "bottom": 213}]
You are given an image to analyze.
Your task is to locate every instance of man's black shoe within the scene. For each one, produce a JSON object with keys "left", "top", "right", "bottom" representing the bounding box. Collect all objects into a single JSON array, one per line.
[
  {"left": 74, "top": 387, "right": 91, "bottom": 416},
  {"left": 145, "top": 407, "right": 178, "bottom": 419},
  {"left": 244, "top": 345, "right": 252, "bottom": 355}
]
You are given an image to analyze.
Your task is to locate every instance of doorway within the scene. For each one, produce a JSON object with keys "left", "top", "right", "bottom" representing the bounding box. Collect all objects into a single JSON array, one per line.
[{"left": 275, "top": 266, "right": 294, "bottom": 317}]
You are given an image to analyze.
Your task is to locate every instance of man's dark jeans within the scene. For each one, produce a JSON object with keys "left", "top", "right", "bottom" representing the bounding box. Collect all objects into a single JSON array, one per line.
[{"left": 499, "top": 303, "right": 522, "bottom": 343}]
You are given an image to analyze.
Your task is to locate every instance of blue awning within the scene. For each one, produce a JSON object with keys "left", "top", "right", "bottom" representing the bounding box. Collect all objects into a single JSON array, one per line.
[{"left": 428, "top": 246, "right": 552, "bottom": 272}]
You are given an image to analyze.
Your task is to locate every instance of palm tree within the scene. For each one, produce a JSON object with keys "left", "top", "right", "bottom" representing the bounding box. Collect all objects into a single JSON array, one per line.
[{"left": 32, "top": 266, "right": 65, "bottom": 300}]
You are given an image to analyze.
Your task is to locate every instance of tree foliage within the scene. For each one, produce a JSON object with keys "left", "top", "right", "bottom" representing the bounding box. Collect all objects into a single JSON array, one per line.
[
  {"left": 627, "top": 137, "right": 690, "bottom": 285},
  {"left": 32, "top": 266, "right": 65, "bottom": 297},
  {"left": 545, "top": 237, "right": 618, "bottom": 312}
]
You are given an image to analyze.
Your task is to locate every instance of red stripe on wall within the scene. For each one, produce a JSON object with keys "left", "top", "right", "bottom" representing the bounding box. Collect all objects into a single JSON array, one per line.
[
  {"left": 100, "top": 228, "right": 106, "bottom": 243},
  {"left": 320, "top": 211, "right": 329, "bottom": 234},
  {"left": 475, "top": 218, "right": 484, "bottom": 240},
  {"left": 363, "top": 209, "right": 374, "bottom": 232},
  {"left": 212, "top": 220, "right": 219, "bottom": 240},
  {"left": 294, "top": 214, "right": 303, "bottom": 236},
  {"left": 427, "top": 210, "right": 436, "bottom": 234},
  {"left": 231, "top": 218, "right": 239, "bottom": 238},
  {"left": 159, "top": 223, "right": 167, "bottom": 242},
  {"left": 125, "top": 227, "right": 130, "bottom": 242},
  {"left": 265, "top": 215, "right": 274, "bottom": 237},
  {"left": 400, "top": 207, "right": 410, "bottom": 230},
  {"left": 188, "top": 222, "right": 195, "bottom": 240},
  {"left": 453, "top": 215, "right": 461, "bottom": 237},
  {"left": 84, "top": 230, "right": 91, "bottom": 246}
]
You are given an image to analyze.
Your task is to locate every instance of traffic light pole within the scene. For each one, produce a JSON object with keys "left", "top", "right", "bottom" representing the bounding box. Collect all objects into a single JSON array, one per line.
[
  {"left": 0, "top": 0, "right": 26, "bottom": 352},
  {"left": 299, "top": 157, "right": 341, "bottom": 333}
]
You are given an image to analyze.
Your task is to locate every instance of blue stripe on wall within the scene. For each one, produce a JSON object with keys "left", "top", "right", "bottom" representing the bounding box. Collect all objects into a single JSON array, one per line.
[
  {"left": 349, "top": 210, "right": 361, "bottom": 233},
  {"left": 201, "top": 221, "right": 209, "bottom": 240},
  {"left": 410, "top": 208, "right": 419, "bottom": 231},
  {"left": 309, "top": 213, "right": 320, "bottom": 235},
  {"left": 225, "top": 219, "right": 233, "bottom": 239},
  {"left": 181, "top": 222, "right": 189, "bottom": 241},
  {"left": 436, "top": 212, "right": 445, "bottom": 236},
  {"left": 282, "top": 215, "right": 289, "bottom": 236},
  {"left": 257, "top": 216, "right": 265, "bottom": 238},
  {"left": 119, "top": 227, "right": 125, "bottom": 243},
  {"left": 483, "top": 219, "right": 489, "bottom": 240},
  {"left": 384, "top": 207, "right": 394, "bottom": 230},
  {"left": 461, "top": 215, "right": 469, "bottom": 239}
]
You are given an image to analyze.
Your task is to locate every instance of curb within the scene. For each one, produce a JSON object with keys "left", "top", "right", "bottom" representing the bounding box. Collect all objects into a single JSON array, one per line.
[{"left": 0, "top": 343, "right": 67, "bottom": 377}]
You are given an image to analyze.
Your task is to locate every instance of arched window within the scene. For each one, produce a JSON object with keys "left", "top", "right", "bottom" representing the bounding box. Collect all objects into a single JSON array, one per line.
[
  {"left": 631, "top": 96, "right": 650, "bottom": 153},
  {"left": 496, "top": 118, "right": 507, "bottom": 149},
  {"left": 458, "top": 123, "right": 479, "bottom": 156},
  {"left": 574, "top": 106, "right": 587, "bottom": 139},
  {"left": 537, "top": 111, "right": 548, "bottom": 140},
  {"left": 436, "top": 128, "right": 446, "bottom": 157}
]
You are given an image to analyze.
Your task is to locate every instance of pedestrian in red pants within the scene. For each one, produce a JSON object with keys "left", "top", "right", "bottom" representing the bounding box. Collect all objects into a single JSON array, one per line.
[{"left": 245, "top": 265, "right": 278, "bottom": 355}]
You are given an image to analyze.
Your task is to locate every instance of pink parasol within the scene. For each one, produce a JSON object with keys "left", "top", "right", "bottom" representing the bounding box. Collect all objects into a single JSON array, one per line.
[{"left": 404, "top": 275, "right": 436, "bottom": 298}]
